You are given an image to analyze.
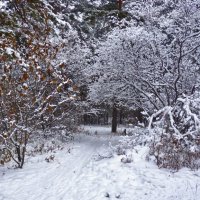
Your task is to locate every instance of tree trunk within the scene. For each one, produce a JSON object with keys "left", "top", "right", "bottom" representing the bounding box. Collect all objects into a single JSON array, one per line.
[
  {"left": 112, "top": 104, "right": 118, "bottom": 133},
  {"left": 117, "top": 0, "right": 123, "bottom": 11},
  {"left": 119, "top": 109, "right": 123, "bottom": 124},
  {"left": 16, "top": 146, "right": 21, "bottom": 163}
]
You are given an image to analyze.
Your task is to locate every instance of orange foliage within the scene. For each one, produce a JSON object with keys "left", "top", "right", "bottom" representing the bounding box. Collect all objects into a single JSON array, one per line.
[{"left": 22, "top": 73, "right": 29, "bottom": 81}]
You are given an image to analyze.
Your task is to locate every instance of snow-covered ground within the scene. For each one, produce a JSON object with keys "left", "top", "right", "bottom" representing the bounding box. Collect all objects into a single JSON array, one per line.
[{"left": 0, "top": 126, "right": 199, "bottom": 200}]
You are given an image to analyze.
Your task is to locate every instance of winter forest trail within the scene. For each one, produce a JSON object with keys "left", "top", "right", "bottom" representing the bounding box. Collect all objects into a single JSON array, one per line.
[
  {"left": 0, "top": 127, "right": 200, "bottom": 200},
  {"left": 0, "top": 130, "right": 114, "bottom": 200}
]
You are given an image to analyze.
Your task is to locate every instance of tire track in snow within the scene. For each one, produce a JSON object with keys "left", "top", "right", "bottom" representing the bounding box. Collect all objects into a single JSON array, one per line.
[
  {"left": 0, "top": 133, "right": 112, "bottom": 200},
  {"left": 17, "top": 135, "right": 110, "bottom": 200}
]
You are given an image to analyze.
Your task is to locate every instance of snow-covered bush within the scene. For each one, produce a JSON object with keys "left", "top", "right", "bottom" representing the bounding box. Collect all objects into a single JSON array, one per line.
[
  {"left": 113, "top": 136, "right": 135, "bottom": 156},
  {"left": 45, "top": 155, "right": 55, "bottom": 163},
  {"left": 26, "top": 129, "right": 75, "bottom": 157},
  {"left": 121, "top": 155, "right": 133, "bottom": 163},
  {"left": 0, "top": 1, "right": 80, "bottom": 168},
  {"left": 110, "top": 127, "right": 148, "bottom": 158},
  {"left": 0, "top": 148, "right": 11, "bottom": 165},
  {"left": 148, "top": 94, "right": 200, "bottom": 170}
]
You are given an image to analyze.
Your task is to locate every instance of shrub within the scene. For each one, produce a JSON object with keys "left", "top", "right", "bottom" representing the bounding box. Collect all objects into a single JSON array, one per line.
[{"left": 148, "top": 94, "right": 200, "bottom": 170}]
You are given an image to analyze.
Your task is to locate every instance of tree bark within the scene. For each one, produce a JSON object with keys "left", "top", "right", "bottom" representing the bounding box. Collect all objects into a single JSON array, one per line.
[
  {"left": 112, "top": 104, "right": 118, "bottom": 133},
  {"left": 119, "top": 109, "right": 123, "bottom": 124},
  {"left": 117, "top": 0, "right": 123, "bottom": 11}
]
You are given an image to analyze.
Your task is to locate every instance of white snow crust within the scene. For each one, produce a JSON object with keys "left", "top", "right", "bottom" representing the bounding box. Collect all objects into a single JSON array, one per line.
[{"left": 0, "top": 126, "right": 199, "bottom": 200}]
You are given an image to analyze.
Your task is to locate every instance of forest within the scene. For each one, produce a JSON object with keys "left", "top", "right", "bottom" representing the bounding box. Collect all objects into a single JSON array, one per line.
[{"left": 0, "top": 1, "right": 200, "bottom": 200}]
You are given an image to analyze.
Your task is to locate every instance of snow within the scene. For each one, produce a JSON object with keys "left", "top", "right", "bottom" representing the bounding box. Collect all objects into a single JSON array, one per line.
[
  {"left": 0, "top": 1, "right": 6, "bottom": 10},
  {"left": 5, "top": 48, "right": 14, "bottom": 55},
  {"left": 0, "top": 126, "right": 199, "bottom": 200}
]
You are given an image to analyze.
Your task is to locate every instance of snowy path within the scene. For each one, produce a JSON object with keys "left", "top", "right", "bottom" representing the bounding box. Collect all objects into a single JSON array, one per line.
[
  {"left": 0, "top": 127, "right": 200, "bottom": 200},
  {"left": 0, "top": 134, "right": 112, "bottom": 200}
]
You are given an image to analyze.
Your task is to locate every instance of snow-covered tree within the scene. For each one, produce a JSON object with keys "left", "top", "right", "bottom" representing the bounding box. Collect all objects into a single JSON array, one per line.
[
  {"left": 88, "top": 0, "right": 200, "bottom": 132},
  {"left": 148, "top": 93, "right": 200, "bottom": 170},
  {"left": 0, "top": 0, "right": 79, "bottom": 167}
]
